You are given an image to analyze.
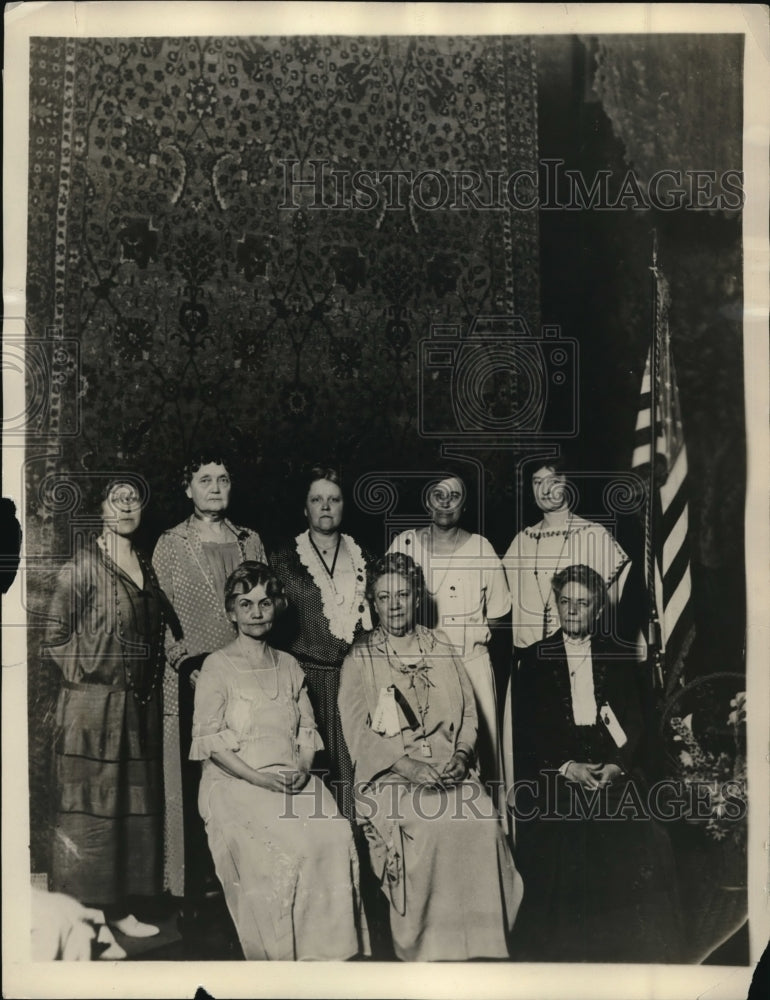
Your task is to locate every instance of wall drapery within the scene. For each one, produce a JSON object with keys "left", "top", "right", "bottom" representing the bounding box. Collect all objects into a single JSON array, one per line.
[
  {"left": 591, "top": 34, "right": 742, "bottom": 207},
  {"left": 25, "top": 34, "right": 540, "bottom": 872}
]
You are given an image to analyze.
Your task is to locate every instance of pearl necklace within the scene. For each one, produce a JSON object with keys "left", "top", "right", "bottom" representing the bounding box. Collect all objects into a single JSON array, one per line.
[{"left": 237, "top": 636, "right": 280, "bottom": 700}]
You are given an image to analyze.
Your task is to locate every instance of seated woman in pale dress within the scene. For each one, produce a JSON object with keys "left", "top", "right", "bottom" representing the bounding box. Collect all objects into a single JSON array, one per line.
[
  {"left": 338, "top": 553, "right": 523, "bottom": 962},
  {"left": 190, "top": 562, "right": 369, "bottom": 961}
]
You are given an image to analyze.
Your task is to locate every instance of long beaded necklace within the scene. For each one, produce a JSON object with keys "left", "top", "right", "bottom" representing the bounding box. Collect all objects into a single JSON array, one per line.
[
  {"left": 532, "top": 514, "right": 574, "bottom": 640},
  {"left": 99, "top": 538, "right": 165, "bottom": 706},
  {"left": 190, "top": 516, "right": 249, "bottom": 621}
]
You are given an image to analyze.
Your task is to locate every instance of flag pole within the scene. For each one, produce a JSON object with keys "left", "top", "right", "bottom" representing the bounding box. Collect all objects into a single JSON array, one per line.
[{"left": 647, "top": 230, "right": 664, "bottom": 690}]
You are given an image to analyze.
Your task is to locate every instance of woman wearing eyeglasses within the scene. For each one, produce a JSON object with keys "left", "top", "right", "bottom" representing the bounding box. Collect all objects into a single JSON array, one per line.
[
  {"left": 338, "top": 552, "right": 522, "bottom": 961},
  {"left": 45, "top": 477, "right": 174, "bottom": 940}
]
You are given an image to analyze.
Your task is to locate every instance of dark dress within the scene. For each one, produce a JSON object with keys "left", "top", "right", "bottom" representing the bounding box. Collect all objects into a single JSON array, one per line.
[
  {"left": 269, "top": 531, "right": 372, "bottom": 820},
  {"left": 512, "top": 631, "right": 682, "bottom": 963},
  {"left": 45, "top": 542, "right": 167, "bottom": 906}
]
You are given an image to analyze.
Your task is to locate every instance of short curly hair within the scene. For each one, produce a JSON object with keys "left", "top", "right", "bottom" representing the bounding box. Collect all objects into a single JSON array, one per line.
[
  {"left": 224, "top": 561, "right": 288, "bottom": 617},
  {"left": 551, "top": 563, "right": 606, "bottom": 610},
  {"left": 365, "top": 552, "right": 425, "bottom": 604},
  {"left": 181, "top": 450, "right": 233, "bottom": 488}
]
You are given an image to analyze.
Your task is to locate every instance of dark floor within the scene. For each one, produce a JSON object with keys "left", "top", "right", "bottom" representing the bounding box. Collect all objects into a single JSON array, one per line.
[{"left": 106, "top": 817, "right": 751, "bottom": 964}]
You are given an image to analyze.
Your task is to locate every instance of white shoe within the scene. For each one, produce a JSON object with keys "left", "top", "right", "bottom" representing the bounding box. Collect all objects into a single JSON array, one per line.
[{"left": 111, "top": 914, "right": 160, "bottom": 938}]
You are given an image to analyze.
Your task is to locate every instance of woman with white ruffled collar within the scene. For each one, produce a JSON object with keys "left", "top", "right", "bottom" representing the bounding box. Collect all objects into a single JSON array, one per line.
[
  {"left": 338, "top": 552, "right": 522, "bottom": 961},
  {"left": 269, "top": 465, "right": 372, "bottom": 820}
]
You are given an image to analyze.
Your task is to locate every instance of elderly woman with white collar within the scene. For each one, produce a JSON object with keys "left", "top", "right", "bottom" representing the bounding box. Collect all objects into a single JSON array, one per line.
[
  {"left": 152, "top": 451, "right": 266, "bottom": 908},
  {"left": 512, "top": 564, "right": 680, "bottom": 962},
  {"left": 501, "top": 458, "right": 630, "bottom": 818},
  {"left": 387, "top": 475, "right": 510, "bottom": 795}
]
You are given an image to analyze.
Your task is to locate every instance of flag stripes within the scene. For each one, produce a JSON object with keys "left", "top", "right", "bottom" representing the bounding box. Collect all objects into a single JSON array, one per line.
[{"left": 632, "top": 267, "right": 695, "bottom": 691}]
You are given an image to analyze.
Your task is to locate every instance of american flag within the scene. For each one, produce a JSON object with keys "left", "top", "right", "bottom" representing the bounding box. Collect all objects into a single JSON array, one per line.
[{"left": 632, "top": 267, "right": 695, "bottom": 693}]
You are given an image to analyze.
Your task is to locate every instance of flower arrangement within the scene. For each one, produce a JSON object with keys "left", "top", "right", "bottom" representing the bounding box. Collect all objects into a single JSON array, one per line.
[{"left": 670, "top": 690, "right": 747, "bottom": 847}]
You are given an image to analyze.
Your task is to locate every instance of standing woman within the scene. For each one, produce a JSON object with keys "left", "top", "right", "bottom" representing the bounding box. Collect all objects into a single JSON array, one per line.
[
  {"left": 501, "top": 459, "right": 630, "bottom": 814},
  {"left": 269, "top": 466, "right": 372, "bottom": 819},
  {"left": 503, "top": 459, "right": 630, "bottom": 653},
  {"left": 387, "top": 475, "right": 511, "bottom": 791},
  {"left": 152, "top": 452, "right": 266, "bottom": 910},
  {"left": 46, "top": 478, "right": 170, "bottom": 937}
]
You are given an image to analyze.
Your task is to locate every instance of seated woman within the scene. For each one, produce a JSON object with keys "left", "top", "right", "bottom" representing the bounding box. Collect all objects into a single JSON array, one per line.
[
  {"left": 190, "top": 562, "right": 369, "bottom": 961},
  {"left": 338, "top": 553, "right": 523, "bottom": 962},
  {"left": 512, "top": 564, "right": 681, "bottom": 963},
  {"left": 387, "top": 474, "right": 511, "bottom": 793}
]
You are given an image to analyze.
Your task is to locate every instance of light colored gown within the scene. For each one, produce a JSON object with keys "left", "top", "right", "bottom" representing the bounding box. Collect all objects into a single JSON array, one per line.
[
  {"left": 502, "top": 515, "right": 629, "bottom": 650},
  {"left": 153, "top": 515, "right": 266, "bottom": 896},
  {"left": 190, "top": 642, "right": 368, "bottom": 961},
  {"left": 339, "top": 625, "right": 522, "bottom": 962},
  {"left": 387, "top": 530, "right": 511, "bottom": 789}
]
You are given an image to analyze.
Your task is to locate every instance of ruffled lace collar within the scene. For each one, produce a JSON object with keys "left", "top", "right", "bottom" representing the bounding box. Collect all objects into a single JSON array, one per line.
[{"left": 295, "top": 530, "right": 372, "bottom": 643}]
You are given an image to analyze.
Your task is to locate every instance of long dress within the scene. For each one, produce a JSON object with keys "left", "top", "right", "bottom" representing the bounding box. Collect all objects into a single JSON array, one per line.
[
  {"left": 270, "top": 530, "right": 371, "bottom": 819},
  {"left": 190, "top": 642, "right": 368, "bottom": 960},
  {"left": 387, "top": 529, "right": 510, "bottom": 789},
  {"left": 501, "top": 514, "right": 630, "bottom": 819},
  {"left": 338, "top": 625, "right": 523, "bottom": 961},
  {"left": 45, "top": 542, "right": 166, "bottom": 906},
  {"left": 512, "top": 631, "right": 681, "bottom": 962},
  {"left": 152, "top": 515, "right": 265, "bottom": 897}
]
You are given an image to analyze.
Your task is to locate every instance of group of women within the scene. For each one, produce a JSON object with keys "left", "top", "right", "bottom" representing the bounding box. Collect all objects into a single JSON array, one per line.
[{"left": 44, "top": 454, "right": 681, "bottom": 962}]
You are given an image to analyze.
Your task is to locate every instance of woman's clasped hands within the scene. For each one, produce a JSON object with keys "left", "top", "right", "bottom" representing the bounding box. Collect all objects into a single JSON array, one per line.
[
  {"left": 251, "top": 766, "right": 312, "bottom": 794},
  {"left": 395, "top": 748, "right": 471, "bottom": 790},
  {"left": 564, "top": 761, "right": 623, "bottom": 789}
]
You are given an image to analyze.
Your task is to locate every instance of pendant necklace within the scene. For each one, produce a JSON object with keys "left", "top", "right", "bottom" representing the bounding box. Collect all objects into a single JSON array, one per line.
[{"left": 309, "top": 533, "right": 346, "bottom": 605}]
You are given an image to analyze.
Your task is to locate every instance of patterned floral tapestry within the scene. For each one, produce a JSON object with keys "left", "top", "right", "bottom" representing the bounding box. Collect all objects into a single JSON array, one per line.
[{"left": 25, "top": 35, "right": 540, "bottom": 872}]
